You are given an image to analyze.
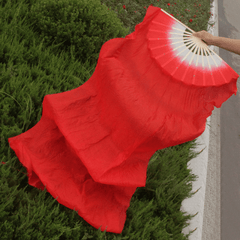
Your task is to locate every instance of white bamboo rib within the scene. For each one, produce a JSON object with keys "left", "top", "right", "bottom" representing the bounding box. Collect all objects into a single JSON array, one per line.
[
  {"left": 161, "top": 8, "right": 194, "bottom": 33},
  {"left": 172, "top": 42, "right": 190, "bottom": 51},
  {"left": 171, "top": 27, "right": 186, "bottom": 33},
  {"left": 196, "top": 47, "right": 200, "bottom": 67},
  {"left": 189, "top": 43, "right": 199, "bottom": 66},
  {"left": 159, "top": 8, "right": 224, "bottom": 63},
  {"left": 150, "top": 25, "right": 217, "bottom": 58},
  {"left": 150, "top": 35, "right": 219, "bottom": 68}
]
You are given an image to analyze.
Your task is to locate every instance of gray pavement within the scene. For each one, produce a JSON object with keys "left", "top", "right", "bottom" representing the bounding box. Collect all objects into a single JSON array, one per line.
[
  {"left": 203, "top": 0, "right": 240, "bottom": 239},
  {"left": 218, "top": 0, "right": 240, "bottom": 239},
  {"left": 202, "top": 0, "right": 221, "bottom": 239}
]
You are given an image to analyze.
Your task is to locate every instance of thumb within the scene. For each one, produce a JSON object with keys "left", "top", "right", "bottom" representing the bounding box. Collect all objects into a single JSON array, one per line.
[
  {"left": 192, "top": 31, "right": 211, "bottom": 45},
  {"left": 192, "top": 31, "right": 200, "bottom": 38}
]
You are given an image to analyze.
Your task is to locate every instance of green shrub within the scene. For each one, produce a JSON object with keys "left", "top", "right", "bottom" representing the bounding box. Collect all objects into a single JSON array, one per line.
[{"left": 26, "top": 0, "right": 130, "bottom": 65}]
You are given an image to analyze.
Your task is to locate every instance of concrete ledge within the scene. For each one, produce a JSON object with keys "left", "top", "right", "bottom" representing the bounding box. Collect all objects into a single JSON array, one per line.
[
  {"left": 180, "top": 115, "right": 211, "bottom": 240},
  {"left": 202, "top": 107, "right": 221, "bottom": 240},
  {"left": 180, "top": 0, "right": 220, "bottom": 239}
]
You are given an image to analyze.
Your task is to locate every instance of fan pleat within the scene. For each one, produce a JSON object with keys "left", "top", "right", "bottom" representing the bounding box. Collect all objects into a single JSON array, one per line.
[{"left": 147, "top": 8, "right": 239, "bottom": 87}]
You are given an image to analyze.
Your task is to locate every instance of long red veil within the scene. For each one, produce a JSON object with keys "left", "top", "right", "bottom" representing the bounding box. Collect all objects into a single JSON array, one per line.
[{"left": 8, "top": 6, "right": 238, "bottom": 233}]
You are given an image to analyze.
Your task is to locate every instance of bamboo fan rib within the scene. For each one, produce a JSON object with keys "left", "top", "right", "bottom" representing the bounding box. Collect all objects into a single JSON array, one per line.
[{"left": 147, "top": 8, "right": 237, "bottom": 86}]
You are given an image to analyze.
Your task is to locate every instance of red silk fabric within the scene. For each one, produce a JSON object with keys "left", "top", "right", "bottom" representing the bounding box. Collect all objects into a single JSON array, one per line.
[{"left": 8, "top": 6, "right": 238, "bottom": 233}]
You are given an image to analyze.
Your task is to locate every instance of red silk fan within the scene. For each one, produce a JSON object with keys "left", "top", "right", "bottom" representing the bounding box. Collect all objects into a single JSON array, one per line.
[
  {"left": 8, "top": 5, "right": 238, "bottom": 234},
  {"left": 147, "top": 8, "right": 236, "bottom": 87}
]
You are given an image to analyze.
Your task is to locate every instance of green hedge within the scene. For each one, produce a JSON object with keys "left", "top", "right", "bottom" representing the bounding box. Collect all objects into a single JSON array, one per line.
[
  {"left": 0, "top": 0, "right": 201, "bottom": 239},
  {"left": 26, "top": 0, "right": 130, "bottom": 65}
]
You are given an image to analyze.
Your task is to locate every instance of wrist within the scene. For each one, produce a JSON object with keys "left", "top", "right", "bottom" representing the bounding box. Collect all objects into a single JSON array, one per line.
[{"left": 211, "top": 36, "right": 220, "bottom": 46}]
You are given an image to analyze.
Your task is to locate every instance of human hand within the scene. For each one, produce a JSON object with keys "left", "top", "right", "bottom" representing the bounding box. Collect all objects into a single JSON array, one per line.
[{"left": 192, "top": 30, "right": 216, "bottom": 45}]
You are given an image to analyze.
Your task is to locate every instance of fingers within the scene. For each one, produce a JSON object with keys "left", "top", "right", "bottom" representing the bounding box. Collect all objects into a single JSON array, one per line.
[{"left": 191, "top": 31, "right": 211, "bottom": 45}]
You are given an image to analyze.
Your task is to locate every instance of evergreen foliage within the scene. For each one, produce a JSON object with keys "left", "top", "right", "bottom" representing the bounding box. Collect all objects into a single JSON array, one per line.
[
  {"left": 0, "top": 0, "right": 211, "bottom": 239},
  {"left": 26, "top": 0, "right": 130, "bottom": 66},
  {"left": 1, "top": 141, "right": 201, "bottom": 239}
]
